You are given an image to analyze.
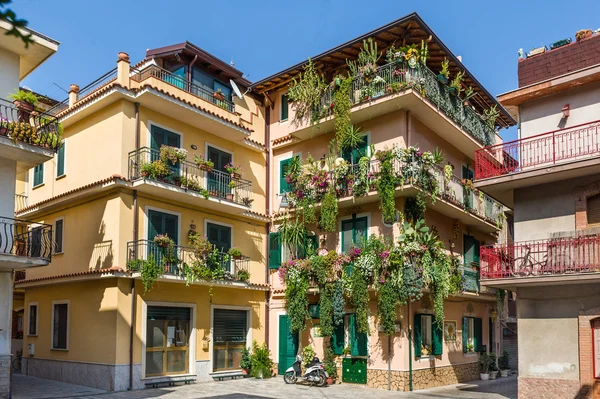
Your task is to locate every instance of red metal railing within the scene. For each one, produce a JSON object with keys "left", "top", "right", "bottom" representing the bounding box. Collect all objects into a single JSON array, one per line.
[
  {"left": 481, "top": 234, "right": 600, "bottom": 279},
  {"left": 474, "top": 120, "right": 600, "bottom": 180}
]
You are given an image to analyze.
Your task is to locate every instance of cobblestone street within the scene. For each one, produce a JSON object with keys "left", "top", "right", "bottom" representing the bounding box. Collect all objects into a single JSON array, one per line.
[{"left": 12, "top": 374, "right": 517, "bottom": 399}]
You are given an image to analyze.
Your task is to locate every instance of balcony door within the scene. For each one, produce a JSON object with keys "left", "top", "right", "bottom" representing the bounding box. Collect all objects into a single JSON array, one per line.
[
  {"left": 207, "top": 146, "right": 232, "bottom": 199},
  {"left": 206, "top": 222, "right": 231, "bottom": 271},
  {"left": 148, "top": 209, "right": 179, "bottom": 273}
]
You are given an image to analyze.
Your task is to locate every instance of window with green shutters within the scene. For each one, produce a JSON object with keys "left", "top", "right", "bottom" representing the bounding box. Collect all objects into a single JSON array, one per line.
[
  {"left": 462, "top": 316, "right": 482, "bottom": 353},
  {"left": 33, "top": 164, "right": 44, "bottom": 187},
  {"left": 413, "top": 313, "right": 443, "bottom": 357},
  {"left": 268, "top": 232, "right": 281, "bottom": 269},
  {"left": 281, "top": 94, "right": 289, "bottom": 121},
  {"left": 280, "top": 158, "right": 292, "bottom": 194},
  {"left": 56, "top": 142, "right": 65, "bottom": 177}
]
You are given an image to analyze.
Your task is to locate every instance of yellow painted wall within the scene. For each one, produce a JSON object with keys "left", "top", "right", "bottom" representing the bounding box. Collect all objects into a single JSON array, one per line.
[{"left": 23, "top": 278, "right": 122, "bottom": 364}]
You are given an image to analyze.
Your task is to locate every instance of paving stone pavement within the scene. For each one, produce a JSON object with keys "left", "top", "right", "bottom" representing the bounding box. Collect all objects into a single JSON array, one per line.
[{"left": 12, "top": 373, "right": 517, "bottom": 399}]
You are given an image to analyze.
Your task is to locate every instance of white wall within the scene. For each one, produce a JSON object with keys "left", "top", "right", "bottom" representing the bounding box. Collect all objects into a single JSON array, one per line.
[
  {"left": 0, "top": 50, "right": 19, "bottom": 100},
  {"left": 520, "top": 82, "right": 600, "bottom": 139}
]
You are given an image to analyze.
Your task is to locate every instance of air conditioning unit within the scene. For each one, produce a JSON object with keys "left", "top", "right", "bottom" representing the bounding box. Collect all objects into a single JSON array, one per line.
[{"left": 28, "top": 343, "right": 34, "bottom": 356}]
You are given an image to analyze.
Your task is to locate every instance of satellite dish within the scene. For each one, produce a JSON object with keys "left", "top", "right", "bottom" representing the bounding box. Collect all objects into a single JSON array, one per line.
[{"left": 230, "top": 79, "right": 243, "bottom": 99}]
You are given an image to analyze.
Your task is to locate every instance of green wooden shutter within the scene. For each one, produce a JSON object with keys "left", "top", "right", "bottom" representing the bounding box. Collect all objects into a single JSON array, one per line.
[
  {"left": 432, "top": 315, "right": 443, "bottom": 355},
  {"left": 413, "top": 313, "right": 422, "bottom": 357},
  {"left": 269, "top": 232, "right": 281, "bottom": 269},
  {"left": 462, "top": 317, "right": 468, "bottom": 353},
  {"left": 280, "top": 158, "right": 292, "bottom": 194},
  {"left": 281, "top": 94, "right": 289, "bottom": 121},
  {"left": 57, "top": 143, "right": 65, "bottom": 177},
  {"left": 33, "top": 164, "right": 44, "bottom": 187},
  {"left": 474, "top": 317, "right": 483, "bottom": 352},
  {"left": 332, "top": 321, "right": 345, "bottom": 355}
]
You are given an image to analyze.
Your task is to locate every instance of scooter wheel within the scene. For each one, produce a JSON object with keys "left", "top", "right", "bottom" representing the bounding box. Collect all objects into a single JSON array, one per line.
[{"left": 284, "top": 371, "right": 297, "bottom": 384}]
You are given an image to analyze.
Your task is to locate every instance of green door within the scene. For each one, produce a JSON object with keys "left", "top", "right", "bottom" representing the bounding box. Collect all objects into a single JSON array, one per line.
[
  {"left": 278, "top": 315, "right": 298, "bottom": 375},
  {"left": 342, "top": 135, "right": 369, "bottom": 165},
  {"left": 207, "top": 146, "right": 233, "bottom": 198},
  {"left": 462, "top": 165, "right": 474, "bottom": 210},
  {"left": 147, "top": 210, "right": 179, "bottom": 273},
  {"left": 206, "top": 222, "right": 231, "bottom": 271}
]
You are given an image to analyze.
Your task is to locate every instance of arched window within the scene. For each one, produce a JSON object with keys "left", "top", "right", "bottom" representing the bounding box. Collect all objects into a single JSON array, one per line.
[{"left": 587, "top": 194, "right": 600, "bottom": 226}]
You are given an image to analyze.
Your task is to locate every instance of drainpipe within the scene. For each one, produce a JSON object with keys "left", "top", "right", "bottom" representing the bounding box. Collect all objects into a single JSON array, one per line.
[
  {"left": 408, "top": 302, "right": 413, "bottom": 391},
  {"left": 264, "top": 105, "right": 271, "bottom": 349}
]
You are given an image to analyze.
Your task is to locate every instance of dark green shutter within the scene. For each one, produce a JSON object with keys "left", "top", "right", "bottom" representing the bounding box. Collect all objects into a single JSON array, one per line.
[
  {"left": 280, "top": 158, "right": 292, "bottom": 194},
  {"left": 57, "top": 143, "right": 65, "bottom": 177},
  {"left": 474, "top": 317, "right": 483, "bottom": 352},
  {"left": 281, "top": 94, "right": 289, "bottom": 121},
  {"left": 432, "top": 315, "right": 443, "bottom": 355},
  {"left": 462, "top": 317, "right": 468, "bottom": 353},
  {"left": 332, "top": 321, "right": 345, "bottom": 355},
  {"left": 413, "top": 313, "right": 422, "bottom": 357},
  {"left": 33, "top": 164, "right": 44, "bottom": 187},
  {"left": 269, "top": 232, "right": 281, "bottom": 269}
]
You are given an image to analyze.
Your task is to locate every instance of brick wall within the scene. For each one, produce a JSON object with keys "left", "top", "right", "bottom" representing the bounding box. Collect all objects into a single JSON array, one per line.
[{"left": 518, "top": 34, "right": 600, "bottom": 87}]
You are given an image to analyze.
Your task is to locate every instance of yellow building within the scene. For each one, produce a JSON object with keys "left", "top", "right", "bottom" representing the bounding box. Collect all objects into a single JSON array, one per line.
[{"left": 15, "top": 44, "right": 270, "bottom": 390}]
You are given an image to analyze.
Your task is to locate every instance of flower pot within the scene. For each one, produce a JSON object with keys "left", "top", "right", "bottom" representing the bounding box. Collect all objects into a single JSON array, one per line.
[
  {"left": 226, "top": 193, "right": 234, "bottom": 201},
  {"left": 480, "top": 373, "right": 489, "bottom": 381},
  {"left": 500, "top": 369, "right": 510, "bottom": 378},
  {"left": 489, "top": 371, "right": 498, "bottom": 380}
]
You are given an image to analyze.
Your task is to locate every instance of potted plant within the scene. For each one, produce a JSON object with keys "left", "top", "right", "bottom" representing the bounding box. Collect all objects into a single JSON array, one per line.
[
  {"left": 478, "top": 352, "right": 492, "bottom": 381},
  {"left": 225, "top": 162, "right": 242, "bottom": 179},
  {"left": 213, "top": 89, "right": 225, "bottom": 101},
  {"left": 499, "top": 350, "right": 511, "bottom": 377},
  {"left": 240, "top": 347, "right": 252, "bottom": 375},
  {"left": 9, "top": 90, "right": 38, "bottom": 120},
  {"left": 194, "top": 154, "right": 214, "bottom": 172},
  {"left": 488, "top": 352, "right": 499, "bottom": 380},
  {"left": 438, "top": 58, "right": 450, "bottom": 84},
  {"left": 228, "top": 247, "right": 243, "bottom": 260},
  {"left": 236, "top": 269, "right": 250, "bottom": 282},
  {"left": 324, "top": 347, "right": 337, "bottom": 385}
]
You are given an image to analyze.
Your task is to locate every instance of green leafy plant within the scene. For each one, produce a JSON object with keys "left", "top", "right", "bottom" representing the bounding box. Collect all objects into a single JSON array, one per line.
[
  {"left": 250, "top": 341, "right": 274, "bottom": 379},
  {"left": 9, "top": 89, "right": 38, "bottom": 106}
]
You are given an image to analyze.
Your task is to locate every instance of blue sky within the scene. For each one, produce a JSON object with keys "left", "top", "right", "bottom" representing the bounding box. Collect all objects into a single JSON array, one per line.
[{"left": 15, "top": 0, "right": 600, "bottom": 141}]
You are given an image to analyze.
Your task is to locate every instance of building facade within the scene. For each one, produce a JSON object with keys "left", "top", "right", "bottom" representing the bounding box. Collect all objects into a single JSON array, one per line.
[
  {"left": 0, "top": 21, "right": 59, "bottom": 399},
  {"left": 477, "top": 31, "right": 600, "bottom": 399}
]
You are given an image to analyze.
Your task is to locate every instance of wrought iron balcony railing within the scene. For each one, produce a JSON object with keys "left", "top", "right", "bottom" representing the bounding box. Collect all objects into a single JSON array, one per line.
[
  {"left": 317, "top": 63, "right": 496, "bottom": 147},
  {"left": 126, "top": 239, "right": 249, "bottom": 277},
  {"left": 128, "top": 147, "right": 252, "bottom": 207},
  {"left": 474, "top": 120, "right": 600, "bottom": 180},
  {"left": 0, "top": 217, "right": 53, "bottom": 261},
  {"left": 480, "top": 234, "right": 600, "bottom": 279},
  {"left": 131, "top": 65, "right": 235, "bottom": 113},
  {"left": 0, "top": 98, "right": 62, "bottom": 151}
]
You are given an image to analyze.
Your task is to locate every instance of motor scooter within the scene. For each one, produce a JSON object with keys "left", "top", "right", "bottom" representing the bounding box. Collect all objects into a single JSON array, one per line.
[{"left": 283, "top": 355, "right": 328, "bottom": 386}]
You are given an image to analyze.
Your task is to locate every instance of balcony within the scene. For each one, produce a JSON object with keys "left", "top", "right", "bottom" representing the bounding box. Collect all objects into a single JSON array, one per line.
[
  {"left": 128, "top": 147, "right": 253, "bottom": 214},
  {"left": 126, "top": 239, "right": 250, "bottom": 280},
  {"left": 0, "top": 216, "right": 53, "bottom": 270},
  {"left": 0, "top": 98, "right": 62, "bottom": 168},
  {"left": 288, "top": 63, "right": 496, "bottom": 155},
  {"left": 480, "top": 234, "right": 600, "bottom": 288},
  {"left": 284, "top": 156, "right": 503, "bottom": 233},
  {"left": 131, "top": 65, "right": 235, "bottom": 113},
  {"left": 474, "top": 121, "right": 600, "bottom": 206}
]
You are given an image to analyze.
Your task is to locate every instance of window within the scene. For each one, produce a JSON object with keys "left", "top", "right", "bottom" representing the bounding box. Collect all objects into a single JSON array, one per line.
[
  {"left": 28, "top": 304, "right": 38, "bottom": 336},
  {"left": 213, "top": 308, "right": 248, "bottom": 371},
  {"left": 145, "top": 306, "right": 190, "bottom": 376},
  {"left": 414, "top": 313, "right": 443, "bottom": 356},
  {"left": 462, "top": 316, "right": 482, "bottom": 353},
  {"left": 52, "top": 302, "right": 69, "bottom": 350},
  {"left": 281, "top": 94, "right": 289, "bottom": 121},
  {"left": 55, "top": 218, "right": 64, "bottom": 254},
  {"left": 588, "top": 195, "right": 600, "bottom": 226},
  {"left": 33, "top": 164, "right": 44, "bottom": 187},
  {"left": 56, "top": 142, "right": 65, "bottom": 177}
]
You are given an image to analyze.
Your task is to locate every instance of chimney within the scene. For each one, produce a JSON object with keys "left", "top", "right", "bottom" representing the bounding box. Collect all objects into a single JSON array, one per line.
[
  {"left": 68, "top": 84, "right": 80, "bottom": 107},
  {"left": 117, "top": 52, "right": 131, "bottom": 89}
]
